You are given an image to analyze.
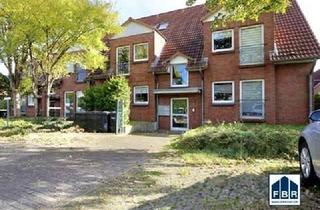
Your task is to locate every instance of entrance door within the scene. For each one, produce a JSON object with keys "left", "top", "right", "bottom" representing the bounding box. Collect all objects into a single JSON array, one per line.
[
  {"left": 64, "top": 91, "right": 75, "bottom": 119},
  {"left": 171, "top": 98, "right": 189, "bottom": 131}
]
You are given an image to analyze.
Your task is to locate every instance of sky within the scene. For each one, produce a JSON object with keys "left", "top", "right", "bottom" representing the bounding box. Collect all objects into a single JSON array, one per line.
[{"left": 0, "top": 0, "right": 319, "bottom": 75}]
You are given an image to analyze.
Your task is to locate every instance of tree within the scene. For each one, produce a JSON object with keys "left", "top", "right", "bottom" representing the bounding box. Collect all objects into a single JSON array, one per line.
[
  {"left": 0, "top": 0, "right": 121, "bottom": 117},
  {"left": 187, "top": 0, "right": 290, "bottom": 27},
  {"left": 81, "top": 76, "right": 131, "bottom": 124},
  {"left": 0, "top": 73, "right": 10, "bottom": 110},
  {"left": 0, "top": 0, "right": 30, "bottom": 117},
  {"left": 0, "top": 73, "right": 10, "bottom": 97},
  {"left": 25, "top": 0, "right": 121, "bottom": 117}
]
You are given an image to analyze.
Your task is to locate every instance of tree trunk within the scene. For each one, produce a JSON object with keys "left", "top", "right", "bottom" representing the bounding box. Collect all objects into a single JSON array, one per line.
[
  {"left": 12, "top": 89, "right": 21, "bottom": 117},
  {"left": 44, "top": 82, "right": 53, "bottom": 118},
  {"left": 45, "top": 89, "right": 50, "bottom": 118}
]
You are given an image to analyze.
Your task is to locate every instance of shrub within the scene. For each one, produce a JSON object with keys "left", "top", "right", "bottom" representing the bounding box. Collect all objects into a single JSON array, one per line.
[
  {"left": 315, "top": 93, "right": 320, "bottom": 110},
  {"left": 171, "top": 123, "right": 304, "bottom": 160},
  {"left": 81, "top": 76, "right": 131, "bottom": 124},
  {"left": 0, "top": 117, "right": 76, "bottom": 137}
]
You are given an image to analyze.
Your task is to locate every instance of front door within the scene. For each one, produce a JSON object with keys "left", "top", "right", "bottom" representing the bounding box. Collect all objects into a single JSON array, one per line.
[
  {"left": 171, "top": 98, "right": 189, "bottom": 131},
  {"left": 64, "top": 91, "right": 75, "bottom": 119}
]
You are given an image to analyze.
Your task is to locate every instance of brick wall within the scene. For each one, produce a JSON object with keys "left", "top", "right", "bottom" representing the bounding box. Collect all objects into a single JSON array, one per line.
[
  {"left": 275, "top": 63, "right": 313, "bottom": 124},
  {"left": 109, "top": 33, "right": 156, "bottom": 122},
  {"left": 202, "top": 13, "right": 280, "bottom": 124}
]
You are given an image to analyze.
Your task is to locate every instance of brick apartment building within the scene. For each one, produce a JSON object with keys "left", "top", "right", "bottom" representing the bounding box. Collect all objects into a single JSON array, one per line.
[{"left": 26, "top": 1, "right": 320, "bottom": 131}]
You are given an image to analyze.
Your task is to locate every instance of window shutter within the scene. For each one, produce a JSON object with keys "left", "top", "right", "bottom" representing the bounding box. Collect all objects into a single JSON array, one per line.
[{"left": 240, "top": 25, "right": 264, "bottom": 65}]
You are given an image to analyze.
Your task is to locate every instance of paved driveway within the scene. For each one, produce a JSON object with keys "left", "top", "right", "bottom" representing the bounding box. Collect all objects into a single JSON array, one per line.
[{"left": 0, "top": 133, "right": 170, "bottom": 209}]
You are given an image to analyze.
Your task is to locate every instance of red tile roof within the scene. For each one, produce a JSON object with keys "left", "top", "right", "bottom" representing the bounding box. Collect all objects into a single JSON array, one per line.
[
  {"left": 137, "top": 5, "right": 207, "bottom": 67},
  {"left": 133, "top": 0, "right": 320, "bottom": 66},
  {"left": 272, "top": 0, "right": 320, "bottom": 61}
]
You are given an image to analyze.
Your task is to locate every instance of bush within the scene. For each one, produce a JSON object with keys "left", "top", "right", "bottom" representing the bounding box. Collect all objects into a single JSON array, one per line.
[
  {"left": 81, "top": 76, "right": 131, "bottom": 124},
  {"left": 315, "top": 93, "right": 320, "bottom": 110},
  {"left": 171, "top": 123, "right": 304, "bottom": 160}
]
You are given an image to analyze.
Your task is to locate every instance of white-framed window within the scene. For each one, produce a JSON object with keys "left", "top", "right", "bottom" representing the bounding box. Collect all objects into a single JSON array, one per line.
[
  {"left": 133, "top": 86, "right": 149, "bottom": 105},
  {"left": 212, "top": 81, "right": 235, "bottom": 104},
  {"left": 239, "top": 24, "right": 264, "bottom": 65},
  {"left": 27, "top": 95, "right": 35, "bottom": 106},
  {"left": 134, "top": 43, "right": 148, "bottom": 62},
  {"left": 170, "top": 64, "right": 189, "bottom": 87},
  {"left": 116, "top": 46, "right": 130, "bottom": 75},
  {"left": 240, "top": 79, "right": 265, "bottom": 119},
  {"left": 212, "top": 29, "right": 234, "bottom": 52},
  {"left": 76, "top": 91, "right": 85, "bottom": 113}
]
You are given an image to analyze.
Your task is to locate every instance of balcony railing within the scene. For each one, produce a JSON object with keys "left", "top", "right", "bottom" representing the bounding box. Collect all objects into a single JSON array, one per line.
[{"left": 240, "top": 44, "right": 264, "bottom": 65}]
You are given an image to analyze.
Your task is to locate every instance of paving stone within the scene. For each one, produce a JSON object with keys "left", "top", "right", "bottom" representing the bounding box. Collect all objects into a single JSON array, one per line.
[{"left": 0, "top": 134, "right": 169, "bottom": 209}]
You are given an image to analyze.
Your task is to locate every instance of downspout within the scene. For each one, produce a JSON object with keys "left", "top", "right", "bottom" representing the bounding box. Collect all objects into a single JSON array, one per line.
[
  {"left": 309, "top": 61, "right": 316, "bottom": 113},
  {"left": 201, "top": 77, "right": 204, "bottom": 125},
  {"left": 200, "top": 69, "right": 204, "bottom": 125},
  {"left": 154, "top": 72, "right": 159, "bottom": 130}
]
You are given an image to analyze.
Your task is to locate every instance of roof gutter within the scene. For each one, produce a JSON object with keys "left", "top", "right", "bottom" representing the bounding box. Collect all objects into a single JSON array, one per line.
[{"left": 273, "top": 58, "right": 318, "bottom": 65}]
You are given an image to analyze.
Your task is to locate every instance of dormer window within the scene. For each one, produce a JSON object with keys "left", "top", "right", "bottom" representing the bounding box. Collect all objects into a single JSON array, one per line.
[
  {"left": 170, "top": 64, "right": 188, "bottom": 87},
  {"left": 157, "top": 22, "right": 169, "bottom": 30}
]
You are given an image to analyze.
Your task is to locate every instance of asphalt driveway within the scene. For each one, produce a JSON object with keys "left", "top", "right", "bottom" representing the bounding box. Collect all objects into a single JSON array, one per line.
[{"left": 0, "top": 133, "right": 170, "bottom": 209}]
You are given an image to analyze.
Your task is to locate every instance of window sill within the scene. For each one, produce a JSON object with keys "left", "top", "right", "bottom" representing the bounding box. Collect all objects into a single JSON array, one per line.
[
  {"left": 239, "top": 63, "right": 265, "bottom": 69},
  {"left": 212, "top": 103, "right": 235, "bottom": 107},
  {"left": 170, "top": 85, "right": 189, "bottom": 88},
  {"left": 211, "top": 50, "right": 235, "bottom": 55},
  {"left": 240, "top": 117, "right": 265, "bottom": 123},
  {"left": 133, "top": 60, "right": 149, "bottom": 64},
  {"left": 132, "top": 104, "right": 149, "bottom": 107}
]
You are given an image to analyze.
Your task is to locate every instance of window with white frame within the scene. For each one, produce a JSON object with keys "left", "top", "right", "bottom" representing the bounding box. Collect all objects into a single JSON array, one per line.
[
  {"left": 212, "top": 29, "right": 234, "bottom": 52},
  {"left": 27, "top": 95, "right": 35, "bottom": 106},
  {"left": 134, "top": 86, "right": 149, "bottom": 105},
  {"left": 134, "top": 43, "right": 148, "bottom": 62},
  {"left": 116, "top": 46, "right": 130, "bottom": 75},
  {"left": 212, "top": 81, "right": 234, "bottom": 104},
  {"left": 240, "top": 25, "right": 264, "bottom": 65},
  {"left": 76, "top": 91, "right": 85, "bottom": 113},
  {"left": 240, "top": 80, "right": 264, "bottom": 119},
  {"left": 171, "top": 64, "right": 188, "bottom": 87}
]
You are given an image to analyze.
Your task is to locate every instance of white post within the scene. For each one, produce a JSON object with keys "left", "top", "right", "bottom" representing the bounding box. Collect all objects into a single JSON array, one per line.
[{"left": 4, "top": 97, "right": 11, "bottom": 127}]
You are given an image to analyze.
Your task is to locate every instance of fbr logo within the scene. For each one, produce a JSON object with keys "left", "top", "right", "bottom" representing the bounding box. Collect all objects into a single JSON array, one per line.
[{"left": 269, "top": 174, "right": 300, "bottom": 206}]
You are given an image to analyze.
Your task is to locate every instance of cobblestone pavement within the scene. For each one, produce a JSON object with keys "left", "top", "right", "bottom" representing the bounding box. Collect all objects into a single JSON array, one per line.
[{"left": 0, "top": 133, "right": 169, "bottom": 209}]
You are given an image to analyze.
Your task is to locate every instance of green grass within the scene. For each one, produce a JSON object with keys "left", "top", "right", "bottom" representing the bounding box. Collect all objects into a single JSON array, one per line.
[
  {"left": 171, "top": 123, "right": 305, "bottom": 160},
  {"left": 0, "top": 117, "right": 77, "bottom": 137}
]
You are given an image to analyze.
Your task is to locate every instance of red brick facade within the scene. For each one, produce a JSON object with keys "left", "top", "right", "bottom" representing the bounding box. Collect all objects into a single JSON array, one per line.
[{"left": 27, "top": 3, "right": 320, "bottom": 131}]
